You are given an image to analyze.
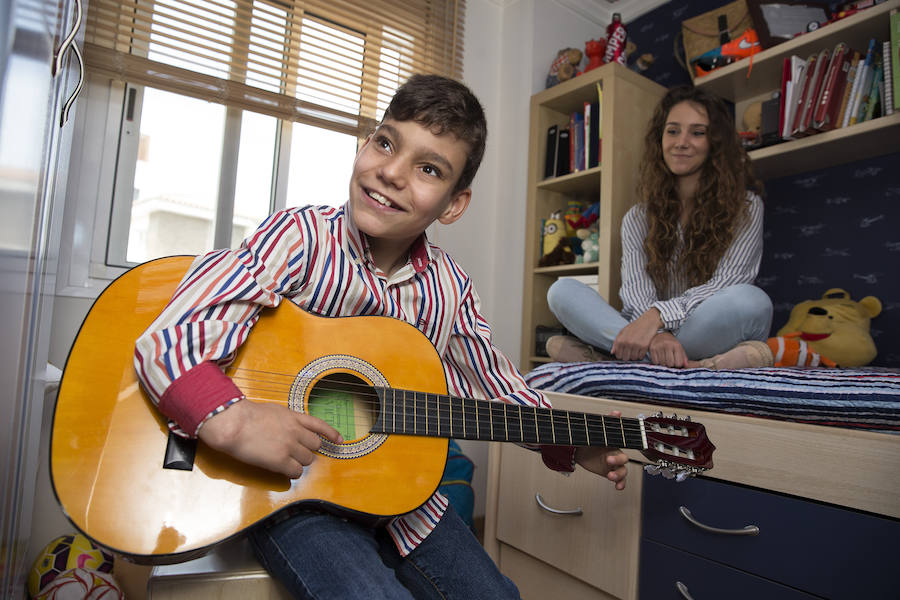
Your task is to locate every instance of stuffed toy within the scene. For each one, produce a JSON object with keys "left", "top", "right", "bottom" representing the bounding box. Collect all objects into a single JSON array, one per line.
[
  {"left": 539, "top": 212, "right": 575, "bottom": 266},
  {"left": 769, "top": 288, "right": 881, "bottom": 367},
  {"left": 563, "top": 200, "right": 586, "bottom": 237},
  {"left": 700, "top": 288, "right": 882, "bottom": 369},
  {"left": 576, "top": 228, "right": 599, "bottom": 263},
  {"left": 546, "top": 48, "right": 583, "bottom": 88},
  {"left": 583, "top": 39, "right": 607, "bottom": 73}
]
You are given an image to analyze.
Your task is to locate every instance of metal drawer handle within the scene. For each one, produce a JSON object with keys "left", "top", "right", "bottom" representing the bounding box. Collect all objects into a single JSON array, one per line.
[
  {"left": 535, "top": 493, "right": 583, "bottom": 516},
  {"left": 676, "top": 581, "right": 694, "bottom": 599},
  {"left": 679, "top": 506, "right": 759, "bottom": 536}
]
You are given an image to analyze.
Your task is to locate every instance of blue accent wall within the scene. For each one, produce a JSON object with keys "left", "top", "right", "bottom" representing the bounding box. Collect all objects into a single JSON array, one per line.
[{"left": 623, "top": 1, "right": 900, "bottom": 367}]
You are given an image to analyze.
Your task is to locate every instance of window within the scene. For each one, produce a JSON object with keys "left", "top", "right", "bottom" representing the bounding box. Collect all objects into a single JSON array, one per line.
[{"left": 82, "top": 0, "right": 465, "bottom": 267}]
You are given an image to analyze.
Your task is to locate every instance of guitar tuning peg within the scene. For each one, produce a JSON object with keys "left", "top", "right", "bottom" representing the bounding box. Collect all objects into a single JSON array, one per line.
[
  {"left": 675, "top": 471, "right": 690, "bottom": 482},
  {"left": 644, "top": 464, "right": 661, "bottom": 476},
  {"left": 661, "top": 468, "right": 675, "bottom": 480}
]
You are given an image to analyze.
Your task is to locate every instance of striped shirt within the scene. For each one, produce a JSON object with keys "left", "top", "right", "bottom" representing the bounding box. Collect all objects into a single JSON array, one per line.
[
  {"left": 619, "top": 192, "right": 764, "bottom": 330},
  {"left": 133, "top": 202, "right": 555, "bottom": 556}
]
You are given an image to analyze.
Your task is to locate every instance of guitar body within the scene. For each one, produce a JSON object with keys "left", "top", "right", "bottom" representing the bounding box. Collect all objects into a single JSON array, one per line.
[{"left": 51, "top": 257, "right": 449, "bottom": 563}]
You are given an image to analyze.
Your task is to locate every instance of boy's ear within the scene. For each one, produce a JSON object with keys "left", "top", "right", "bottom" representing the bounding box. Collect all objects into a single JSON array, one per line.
[{"left": 438, "top": 188, "right": 471, "bottom": 225}]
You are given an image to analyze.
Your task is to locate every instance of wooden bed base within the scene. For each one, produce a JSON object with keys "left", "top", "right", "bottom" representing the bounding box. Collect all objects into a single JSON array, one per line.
[{"left": 542, "top": 391, "right": 900, "bottom": 519}]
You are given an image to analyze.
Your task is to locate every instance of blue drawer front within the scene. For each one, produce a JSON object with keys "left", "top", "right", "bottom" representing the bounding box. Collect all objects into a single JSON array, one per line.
[
  {"left": 642, "top": 473, "right": 899, "bottom": 599},
  {"left": 639, "top": 539, "right": 820, "bottom": 600}
]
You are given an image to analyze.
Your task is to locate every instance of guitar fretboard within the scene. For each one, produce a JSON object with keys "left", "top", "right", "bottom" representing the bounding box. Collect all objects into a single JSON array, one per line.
[{"left": 371, "top": 388, "right": 645, "bottom": 450}]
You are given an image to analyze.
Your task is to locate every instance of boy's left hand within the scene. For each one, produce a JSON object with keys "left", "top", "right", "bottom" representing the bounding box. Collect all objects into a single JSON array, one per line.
[{"left": 573, "top": 410, "right": 629, "bottom": 490}]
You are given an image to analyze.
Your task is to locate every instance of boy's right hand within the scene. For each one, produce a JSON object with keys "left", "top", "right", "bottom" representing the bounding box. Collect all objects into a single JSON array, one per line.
[{"left": 197, "top": 400, "right": 343, "bottom": 479}]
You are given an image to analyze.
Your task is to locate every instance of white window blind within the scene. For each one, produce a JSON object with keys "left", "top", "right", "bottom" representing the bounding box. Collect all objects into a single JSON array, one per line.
[{"left": 83, "top": 0, "right": 465, "bottom": 138}]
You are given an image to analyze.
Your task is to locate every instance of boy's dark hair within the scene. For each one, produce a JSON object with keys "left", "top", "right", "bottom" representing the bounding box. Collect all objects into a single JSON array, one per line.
[{"left": 382, "top": 74, "right": 487, "bottom": 193}]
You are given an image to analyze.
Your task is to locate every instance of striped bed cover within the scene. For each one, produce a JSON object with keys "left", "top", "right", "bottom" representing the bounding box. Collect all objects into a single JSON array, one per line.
[{"left": 525, "top": 362, "right": 900, "bottom": 432}]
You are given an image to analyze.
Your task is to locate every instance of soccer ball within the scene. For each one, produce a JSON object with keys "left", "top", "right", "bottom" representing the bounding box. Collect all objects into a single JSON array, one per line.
[
  {"left": 27, "top": 534, "right": 114, "bottom": 598},
  {"left": 33, "top": 568, "right": 122, "bottom": 599}
]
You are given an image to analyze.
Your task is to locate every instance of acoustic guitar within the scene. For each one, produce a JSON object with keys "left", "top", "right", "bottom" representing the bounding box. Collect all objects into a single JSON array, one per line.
[{"left": 51, "top": 256, "right": 714, "bottom": 564}]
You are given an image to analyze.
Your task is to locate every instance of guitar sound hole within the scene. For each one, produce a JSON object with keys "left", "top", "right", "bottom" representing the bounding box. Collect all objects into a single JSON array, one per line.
[{"left": 307, "top": 373, "right": 379, "bottom": 443}]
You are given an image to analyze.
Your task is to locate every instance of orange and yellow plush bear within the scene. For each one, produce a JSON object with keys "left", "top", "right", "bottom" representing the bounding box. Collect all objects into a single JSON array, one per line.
[
  {"left": 768, "top": 288, "right": 881, "bottom": 367},
  {"left": 702, "top": 288, "right": 881, "bottom": 369}
]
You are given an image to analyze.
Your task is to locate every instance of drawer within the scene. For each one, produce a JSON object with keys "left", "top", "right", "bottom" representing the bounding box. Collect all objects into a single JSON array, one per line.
[
  {"left": 495, "top": 444, "right": 642, "bottom": 599},
  {"left": 639, "top": 539, "right": 819, "bottom": 600},
  {"left": 642, "top": 473, "right": 899, "bottom": 599}
]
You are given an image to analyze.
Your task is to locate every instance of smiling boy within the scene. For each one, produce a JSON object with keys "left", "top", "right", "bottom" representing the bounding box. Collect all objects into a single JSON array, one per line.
[{"left": 135, "top": 74, "right": 628, "bottom": 599}]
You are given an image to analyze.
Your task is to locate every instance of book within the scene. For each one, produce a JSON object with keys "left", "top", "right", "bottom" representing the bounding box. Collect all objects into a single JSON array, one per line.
[
  {"left": 778, "top": 57, "right": 791, "bottom": 139},
  {"left": 842, "top": 52, "right": 867, "bottom": 127},
  {"left": 854, "top": 52, "right": 881, "bottom": 124},
  {"left": 793, "top": 48, "right": 828, "bottom": 137},
  {"left": 569, "top": 111, "right": 585, "bottom": 172},
  {"left": 782, "top": 55, "right": 807, "bottom": 139},
  {"left": 583, "top": 102, "right": 591, "bottom": 168},
  {"left": 848, "top": 39, "right": 878, "bottom": 126},
  {"left": 892, "top": 9, "right": 900, "bottom": 111},
  {"left": 555, "top": 127, "right": 570, "bottom": 177},
  {"left": 544, "top": 124, "right": 559, "bottom": 179},
  {"left": 788, "top": 53, "right": 815, "bottom": 137},
  {"left": 586, "top": 99, "right": 601, "bottom": 168},
  {"left": 836, "top": 51, "right": 861, "bottom": 127},
  {"left": 861, "top": 62, "right": 883, "bottom": 122},
  {"left": 595, "top": 83, "right": 603, "bottom": 165},
  {"left": 813, "top": 42, "right": 850, "bottom": 131},
  {"left": 884, "top": 40, "right": 894, "bottom": 116}
]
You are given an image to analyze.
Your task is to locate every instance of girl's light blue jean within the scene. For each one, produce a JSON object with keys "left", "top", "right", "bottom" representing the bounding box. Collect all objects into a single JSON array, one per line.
[
  {"left": 546, "top": 278, "right": 773, "bottom": 360},
  {"left": 249, "top": 505, "right": 520, "bottom": 599}
]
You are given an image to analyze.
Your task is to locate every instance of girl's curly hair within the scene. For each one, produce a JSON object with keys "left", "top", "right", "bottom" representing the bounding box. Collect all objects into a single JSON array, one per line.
[{"left": 637, "top": 85, "right": 763, "bottom": 293}]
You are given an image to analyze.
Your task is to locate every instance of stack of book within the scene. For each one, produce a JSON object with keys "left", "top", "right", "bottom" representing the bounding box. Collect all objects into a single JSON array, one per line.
[
  {"left": 544, "top": 84, "right": 603, "bottom": 178},
  {"left": 776, "top": 8, "right": 899, "bottom": 142}
]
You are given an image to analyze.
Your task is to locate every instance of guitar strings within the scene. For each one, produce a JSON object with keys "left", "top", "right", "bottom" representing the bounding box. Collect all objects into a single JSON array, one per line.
[{"left": 221, "top": 365, "right": 647, "bottom": 436}]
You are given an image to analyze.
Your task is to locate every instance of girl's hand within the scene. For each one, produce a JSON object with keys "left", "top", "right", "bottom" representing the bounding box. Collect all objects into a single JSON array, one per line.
[
  {"left": 649, "top": 332, "right": 689, "bottom": 368},
  {"left": 612, "top": 308, "right": 662, "bottom": 361}
]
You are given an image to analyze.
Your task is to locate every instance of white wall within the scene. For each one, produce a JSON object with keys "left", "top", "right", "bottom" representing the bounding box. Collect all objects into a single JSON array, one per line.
[{"left": 440, "top": 0, "right": 609, "bottom": 520}]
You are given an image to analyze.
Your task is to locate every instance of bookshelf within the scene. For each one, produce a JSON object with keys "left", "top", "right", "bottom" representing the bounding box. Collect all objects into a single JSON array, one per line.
[
  {"left": 520, "top": 64, "right": 664, "bottom": 370},
  {"left": 695, "top": 0, "right": 900, "bottom": 180}
]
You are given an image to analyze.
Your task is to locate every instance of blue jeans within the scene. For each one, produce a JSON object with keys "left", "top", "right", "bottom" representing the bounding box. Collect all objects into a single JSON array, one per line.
[
  {"left": 547, "top": 279, "right": 773, "bottom": 360},
  {"left": 249, "top": 505, "right": 520, "bottom": 599}
]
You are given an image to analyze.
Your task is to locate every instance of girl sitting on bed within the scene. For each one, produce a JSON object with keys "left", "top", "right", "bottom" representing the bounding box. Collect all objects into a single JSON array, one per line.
[{"left": 546, "top": 85, "right": 773, "bottom": 368}]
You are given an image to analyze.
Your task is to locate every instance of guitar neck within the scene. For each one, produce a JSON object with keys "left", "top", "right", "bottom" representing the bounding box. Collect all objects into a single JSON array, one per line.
[{"left": 371, "top": 388, "right": 647, "bottom": 450}]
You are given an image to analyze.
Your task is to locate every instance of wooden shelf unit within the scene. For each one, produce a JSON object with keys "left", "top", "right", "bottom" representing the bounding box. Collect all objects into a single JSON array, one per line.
[
  {"left": 519, "top": 64, "right": 665, "bottom": 370},
  {"left": 695, "top": 0, "right": 900, "bottom": 180}
]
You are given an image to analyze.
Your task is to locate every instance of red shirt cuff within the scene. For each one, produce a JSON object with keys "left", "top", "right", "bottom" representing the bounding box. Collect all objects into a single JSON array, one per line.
[
  {"left": 540, "top": 445, "right": 576, "bottom": 472},
  {"left": 159, "top": 361, "right": 244, "bottom": 437}
]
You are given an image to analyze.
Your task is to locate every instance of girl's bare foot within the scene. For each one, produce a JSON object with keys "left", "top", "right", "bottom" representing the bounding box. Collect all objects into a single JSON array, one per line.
[{"left": 689, "top": 340, "right": 773, "bottom": 370}]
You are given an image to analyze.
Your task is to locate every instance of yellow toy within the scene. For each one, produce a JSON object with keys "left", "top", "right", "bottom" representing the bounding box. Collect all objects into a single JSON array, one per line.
[
  {"left": 769, "top": 288, "right": 881, "bottom": 367},
  {"left": 539, "top": 212, "right": 574, "bottom": 267},
  {"left": 700, "top": 288, "right": 882, "bottom": 369},
  {"left": 541, "top": 212, "right": 566, "bottom": 257}
]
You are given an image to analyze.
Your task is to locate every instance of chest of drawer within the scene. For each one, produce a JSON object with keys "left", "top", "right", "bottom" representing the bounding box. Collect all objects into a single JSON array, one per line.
[
  {"left": 639, "top": 539, "right": 819, "bottom": 600},
  {"left": 641, "top": 473, "right": 899, "bottom": 599},
  {"left": 495, "top": 444, "right": 642, "bottom": 599}
]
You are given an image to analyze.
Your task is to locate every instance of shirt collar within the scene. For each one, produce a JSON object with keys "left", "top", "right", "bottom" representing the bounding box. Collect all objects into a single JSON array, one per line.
[{"left": 341, "top": 201, "right": 433, "bottom": 276}]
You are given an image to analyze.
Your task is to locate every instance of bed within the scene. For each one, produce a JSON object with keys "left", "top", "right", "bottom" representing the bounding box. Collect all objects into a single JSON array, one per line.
[
  {"left": 522, "top": 361, "right": 900, "bottom": 518},
  {"left": 526, "top": 362, "right": 900, "bottom": 432}
]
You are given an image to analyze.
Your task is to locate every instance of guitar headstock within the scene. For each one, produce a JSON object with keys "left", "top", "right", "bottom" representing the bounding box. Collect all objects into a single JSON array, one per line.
[{"left": 640, "top": 413, "right": 715, "bottom": 482}]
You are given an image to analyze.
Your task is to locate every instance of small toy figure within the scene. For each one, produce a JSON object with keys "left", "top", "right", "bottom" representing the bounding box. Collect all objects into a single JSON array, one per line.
[
  {"left": 546, "top": 48, "right": 583, "bottom": 88},
  {"left": 583, "top": 38, "right": 607, "bottom": 72}
]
